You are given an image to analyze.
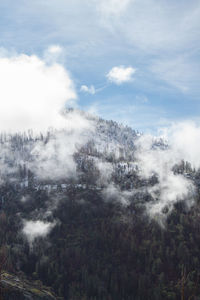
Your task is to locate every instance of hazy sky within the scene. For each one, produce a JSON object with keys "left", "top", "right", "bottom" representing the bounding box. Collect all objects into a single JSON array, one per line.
[{"left": 0, "top": 0, "right": 200, "bottom": 132}]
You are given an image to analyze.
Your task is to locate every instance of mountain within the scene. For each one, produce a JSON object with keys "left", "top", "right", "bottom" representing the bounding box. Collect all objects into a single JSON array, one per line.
[
  {"left": 0, "top": 110, "right": 199, "bottom": 300},
  {"left": 0, "top": 109, "right": 142, "bottom": 192}
]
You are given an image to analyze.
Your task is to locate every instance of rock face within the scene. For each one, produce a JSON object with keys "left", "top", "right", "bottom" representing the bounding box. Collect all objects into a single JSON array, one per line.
[{"left": 1, "top": 272, "right": 58, "bottom": 300}]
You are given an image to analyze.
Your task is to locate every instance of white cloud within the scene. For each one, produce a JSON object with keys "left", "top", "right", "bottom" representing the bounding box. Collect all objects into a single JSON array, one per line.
[
  {"left": 22, "top": 220, "right": 56, "bottom": 244},
  {"left": 164, "top": 121, "right": 200, "bottom": 170},
  {"left": 107, "top": 66, "right": 136, "bottom": 84},
  {"left": 0, "top": 51, "right": 76, "bottom": 133},
  {"left": 80, "top": 85, "right": 96, "bottom": 95}
]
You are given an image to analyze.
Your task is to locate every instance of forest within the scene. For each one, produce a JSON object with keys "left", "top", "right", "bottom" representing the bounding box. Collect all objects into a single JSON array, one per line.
[{"left": 0, "top": 117, "right": 199, "bottom": 300}]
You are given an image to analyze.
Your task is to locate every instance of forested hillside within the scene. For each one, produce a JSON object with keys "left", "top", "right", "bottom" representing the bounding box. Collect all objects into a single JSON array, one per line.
[{"left": 0, "top": 111, "right": 200, "bottom": 300}]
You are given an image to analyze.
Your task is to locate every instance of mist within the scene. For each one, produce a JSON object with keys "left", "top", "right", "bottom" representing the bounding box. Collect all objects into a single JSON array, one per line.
[
  {"left": 134, "top": 122, "right": 199, "bottom": 221},
  {"left": 22, "top": 220, "right": 56, "bottom": 245}
]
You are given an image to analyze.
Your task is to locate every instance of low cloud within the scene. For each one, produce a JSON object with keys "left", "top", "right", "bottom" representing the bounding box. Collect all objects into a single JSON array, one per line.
[
  {"left": 107, "top": 66, "right": 136, "bottom": 85},
  {"left": 30, "top": 110, "right": 95, "bottom": 180},
  {"left": 22, "top": 220, "right": 56, "bottom": 245},
  {"left": 165, "top": 121, "right": 200, "bottom": 170},
  {"left": 102, "top": 183, "right": 132, "bottom": 206},
  {"left": 95, "top": 160, "right": 113, "bottom": 186},
  {"left": 135, "top": 122, "right": 198, "bottom": 222}
]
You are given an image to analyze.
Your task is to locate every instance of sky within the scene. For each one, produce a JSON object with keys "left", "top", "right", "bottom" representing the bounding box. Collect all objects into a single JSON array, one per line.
[{"left": 0, "top": 0, "right": 200, "bottom": 132}]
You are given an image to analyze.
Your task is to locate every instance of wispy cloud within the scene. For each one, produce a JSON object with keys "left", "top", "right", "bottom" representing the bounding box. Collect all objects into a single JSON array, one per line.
[
  {"left": 150, "top": 55, "right": 200, "bottom": 95},
  {"left": 47, "top": 45, "right": 63, "bottom": 55},
  {"left": 97, "top": 0, "right": 131, "bottom": 17},
  {"left": 80, "top": 85, "right": 96, "bottom": 95},
  {"left": 44, "top": 44, "right": 64, "bottom": 64},
  {"left": 97, "top": 0, "right": 200, "bottom": 94},
  {"left": 0, "top": 0, "right": 199, "bottom": 129},
  {"left": 101, "top": 0, "right": 200, "bottom": 53}
]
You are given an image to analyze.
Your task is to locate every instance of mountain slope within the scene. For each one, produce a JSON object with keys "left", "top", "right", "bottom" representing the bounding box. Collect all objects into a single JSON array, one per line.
[{"left": 0, "top": 110, "right": 199, "bottom": 300}]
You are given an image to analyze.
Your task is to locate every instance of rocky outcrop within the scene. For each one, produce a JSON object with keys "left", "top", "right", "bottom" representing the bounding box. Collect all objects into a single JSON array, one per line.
[{"left": 0, "top": 272, "right": 58, "bottom": 300}]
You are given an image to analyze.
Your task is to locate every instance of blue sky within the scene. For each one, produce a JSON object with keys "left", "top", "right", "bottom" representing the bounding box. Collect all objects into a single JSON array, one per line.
[{"left": 0, "top": 0, "right": 200, "bottom": 133}]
